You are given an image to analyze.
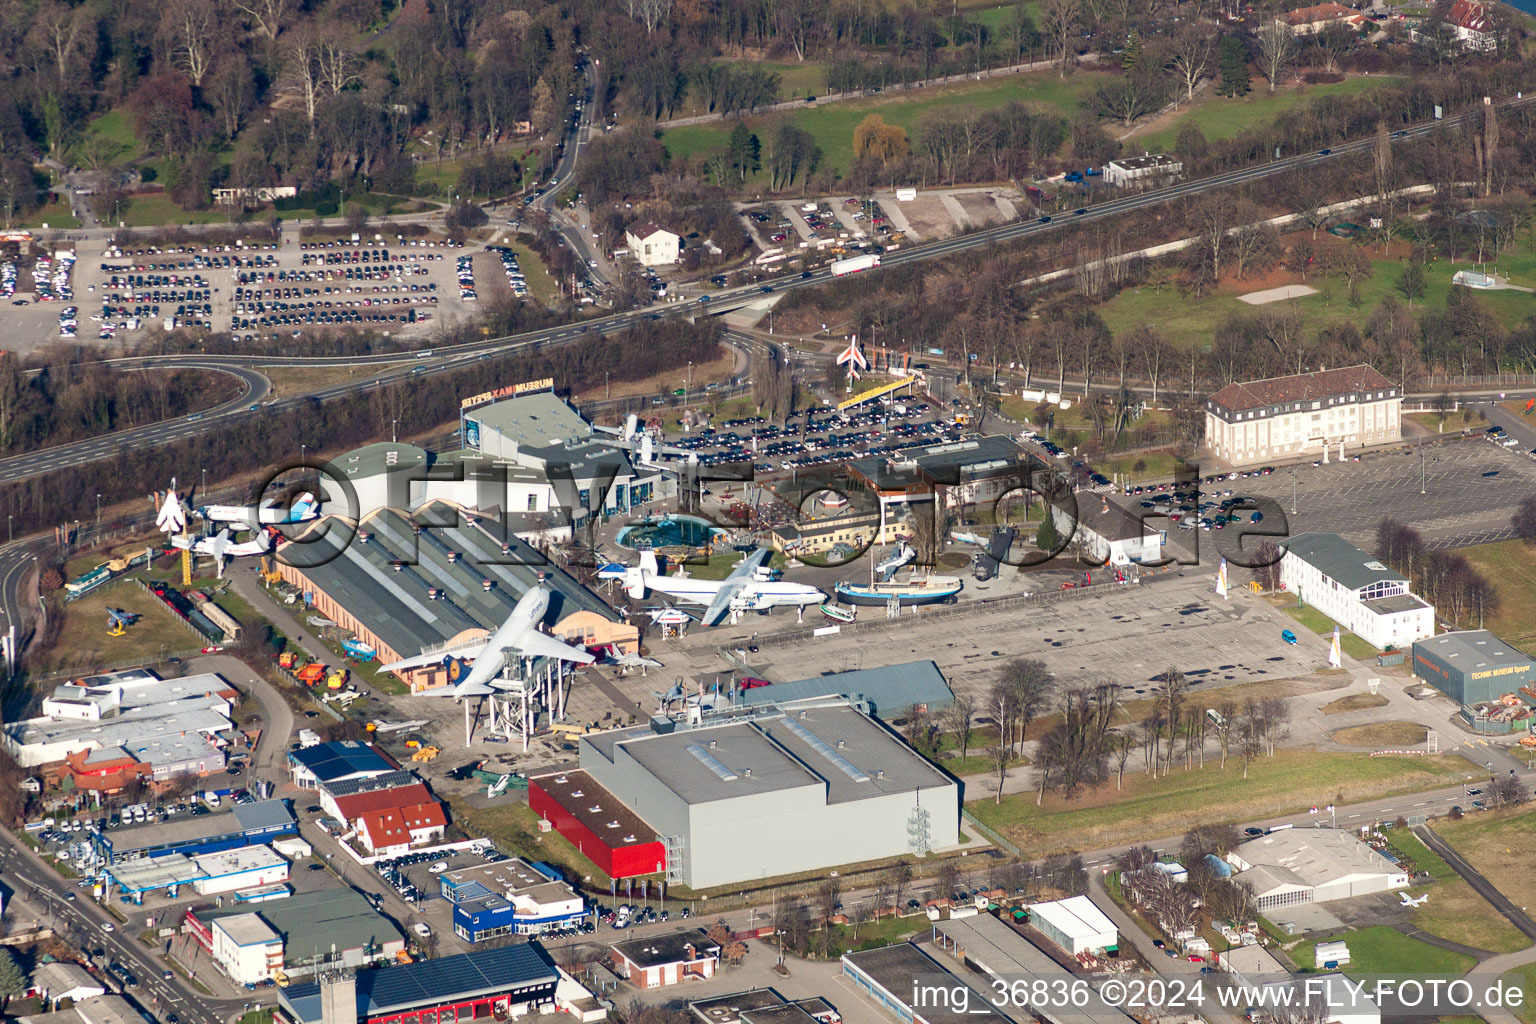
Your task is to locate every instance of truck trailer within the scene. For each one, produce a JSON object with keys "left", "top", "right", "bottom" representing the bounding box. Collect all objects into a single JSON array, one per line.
[{"left": 830, "top": 253, "right": 881, "bottom": 277}]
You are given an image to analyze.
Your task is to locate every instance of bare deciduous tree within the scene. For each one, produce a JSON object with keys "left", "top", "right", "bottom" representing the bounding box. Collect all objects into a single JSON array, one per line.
[
  {"left": 1255, "top": 19, "right": 1297, "bottom": 92},
  {"left": 1166, "top": 26, "right": 1215, "bottom": 103},
  {"left": 1039, "top": 0, "right": 1082, "bottom": 76}
]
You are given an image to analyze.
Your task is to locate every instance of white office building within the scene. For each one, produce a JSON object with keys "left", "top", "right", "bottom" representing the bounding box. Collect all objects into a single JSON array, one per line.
[
  {"left": 1279, "top": 533, "right": 1434, "bottom": 651},
  {"left": 192, "top": 846, "right": 291, "bottom": 896},
  {"left": 1205, "top": 365, "right": 1400, "bottom": 466},
  {"left": 211, "top": 914, "right": 285, "bottom": 986},
  {"left": 1102, "top": 154, "right": 1183, "bottom": 188}
]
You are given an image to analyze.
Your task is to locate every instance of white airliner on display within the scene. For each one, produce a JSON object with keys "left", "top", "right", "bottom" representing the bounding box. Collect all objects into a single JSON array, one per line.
[
  {"left": 1399, "top": 892, "right": 1428, "bottom": 908},
  {"left": 380, "top": 586, "right": 596, "bottom": 698},
  {"left": 170, "top": 527, "right": 273, "bottom": 577},
  {"left": 200, "top": 491, "right": 319, "bottom": 527},
  {"left": 626, "top": 548, "right": 824, "bottom": 626}
]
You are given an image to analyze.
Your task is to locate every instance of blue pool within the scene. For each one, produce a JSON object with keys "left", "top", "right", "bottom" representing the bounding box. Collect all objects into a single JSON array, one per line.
[{"left": 616, "top": 514, "right": 725, "bottom": 549}]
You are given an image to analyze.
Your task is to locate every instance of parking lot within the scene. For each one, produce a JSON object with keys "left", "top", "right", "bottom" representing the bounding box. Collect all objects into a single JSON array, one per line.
[
  {"left": 0, "top": 236, "right": 485, "bottom": 351},
  {"left": 1217, "top": 438, "right": 1536, "bottom": 550},
  {"left": 668, "top": 401, "right": 964, "bottom": 473}
]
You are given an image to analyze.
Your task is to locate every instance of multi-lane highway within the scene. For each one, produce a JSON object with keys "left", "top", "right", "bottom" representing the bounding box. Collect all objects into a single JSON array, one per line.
[
  {"left": 0, "top": 830, "right": 240, "bottom": 1022},
  {"left": 1, "top": 94, "right": 1530, "bottom": 489}
]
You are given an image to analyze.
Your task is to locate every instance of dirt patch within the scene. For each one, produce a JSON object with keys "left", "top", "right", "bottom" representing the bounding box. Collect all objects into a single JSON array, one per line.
[
  {"left": 955, "top": 193, "right": 1006, "bottom": 228},
  {"left": 1321, "top": 693, "right": 1390, "bottom": 715},
  {"left": 1239, "top": 284, "right": 1320, "bottom": 305},
  {"left": 471, "top": 250, "right": 513, "bottom": 304},
  {"left": 1330, "top": 721, "right": 1429, "bottom": 746},
  {"left": 900, "top": 196, "right": 960, "bottom": 238},
  {"left": 263, "top": 364, "right": 398, "bottom": 398}
]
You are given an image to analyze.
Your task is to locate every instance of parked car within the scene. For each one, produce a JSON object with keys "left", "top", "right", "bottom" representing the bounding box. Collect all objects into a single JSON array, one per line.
[{"left": 1281, "top": 629, "right": 1298, "bottom": 645}]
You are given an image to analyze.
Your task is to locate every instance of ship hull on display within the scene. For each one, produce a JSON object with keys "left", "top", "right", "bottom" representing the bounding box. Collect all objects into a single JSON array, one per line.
[{"left": 833, "top": 576, "right": 962, "bottom": 606}]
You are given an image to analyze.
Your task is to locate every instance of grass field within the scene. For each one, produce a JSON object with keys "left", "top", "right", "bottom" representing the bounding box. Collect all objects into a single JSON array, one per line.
[
  {"left": 20, "top": 197, "right": 80, "bottom": 230},
  {"left": 1434, "top": 807, "right": 1536, "bottom": 910},
  {"left": 1329, "top": 721, "right": 1427, "bottom": 746},
  {"left": 1290, "top": 925, "right": 1475, "bottom": 976},
  {"left": 1134, "top": 76, "right": 1405, "bottom": 153},
  {"left": 671, "top": 61, "right": 831, "bottom": 120},
  {"left": 1096, "top": 250, "right": 1536, "bottom": 352},
  {"left": 499, "top": 240, "right": 558, "bottom": 305},
  {"left": 77, "top": 110, "right": 145, "bottom": 165},
  {"left": 121, "top": 194, "right": 229, "bottom": 227},
  {"left": 966, "top": 750, "right": 1475, "bottom": 855},
  {"left": 1504, "top": 963, "right": 1536, "bottom": 1024},
  {"left": 1458, "top": 540, "right": 1536, "bottom": 650},
  {"left": 38, "top": 584, "right": 200, "bottom": 674},
  {"left": 823, "top": 913, "right": 927, "bottom": 955},
  {"left": 1321, "top": 693, "right": 1390, "bottom": 714},
  {"left": 1414, "top": 877, "right": 1531, "bottom": 953},
  {"left": 661, "top": 68, "right": 1095, "bottom": 180}
]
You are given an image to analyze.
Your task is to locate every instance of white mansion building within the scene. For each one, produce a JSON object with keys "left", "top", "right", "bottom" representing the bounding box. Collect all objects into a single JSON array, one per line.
[{"left": 1204, "top": 366, "right": 1400, "bottom": 467}]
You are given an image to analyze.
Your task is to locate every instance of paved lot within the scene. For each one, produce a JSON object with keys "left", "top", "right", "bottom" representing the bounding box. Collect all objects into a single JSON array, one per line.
[
  {"left": 1199, "top": 439, "right": 1536, "bottom": 552},
  {"left": 652, "top": 574, "right": 1323, "bottom": 702},
  {"left": 0, "top": 235, "right": 483, "bottom": 351}
]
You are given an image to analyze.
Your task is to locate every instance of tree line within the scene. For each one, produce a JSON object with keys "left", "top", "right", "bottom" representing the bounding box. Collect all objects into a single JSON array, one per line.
[
  {"left": 1376, "top": 517, "right": 1499, "bottom": 629},
  {"left": 0, "top": 318, "right": 724, "bottom": 539}
]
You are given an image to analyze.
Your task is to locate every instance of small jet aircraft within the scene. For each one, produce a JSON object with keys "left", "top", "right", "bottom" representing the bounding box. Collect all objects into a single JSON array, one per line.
[
  {"left": 651, "top": 683, "right": 722, "bottom": 710},
  {"left": 600, "top": 645, "right": 662, "bottom": 670},
  {"left": 380, "top": 586, "right": 596, "bottom": 698},
  {"left": 626, "top": 549, "right": 824, "bottom": 626},
  {"left": 106, "top": 608, "right": 138, "bottom": 637},
  {"left": 1399, "top": 892, "right": 1428, "bottom": 908},
  {"left": 155, "top": 485, "right": 187, "bottom": 535},
  {"left": 200, "top": 491, "right": 319, "bottom": 527},
  {"left": 171, "top": 527, "right": 274, "bottom": 577}
]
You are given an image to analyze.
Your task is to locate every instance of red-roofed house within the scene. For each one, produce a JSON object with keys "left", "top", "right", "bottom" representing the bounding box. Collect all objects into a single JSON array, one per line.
[
  {"left": 1204, "top": 365, "right": 1399, "bottom": 466},
  {"left": 1448, "top": 0, "right": 1497, "bottom": 50},
  {"left": 329, "top": 783, "right": 434, "bottom": 826},
  {"left": 1283, "top": 2, "right": 1365, "bottom": 35},
  {"left": 57, "top": 746, "right": 151, "bottom": 793},
  {"left": 356, "top": 801, "right": 448, "bottom": 855}
]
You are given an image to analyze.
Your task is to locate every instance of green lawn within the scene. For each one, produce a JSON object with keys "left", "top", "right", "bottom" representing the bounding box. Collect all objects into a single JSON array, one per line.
[
  {"left": 1289, "top": 925, "right": 1475, "bottom": 976},
  {"left": 1135, "top": 76, "right": 1405, "bottom": 153},
  {"left": 19, "top": 197, "right": 80, "bottom": 229},
  {"left": 1459, "top": 540, "right": 1536, "bottom": 650},
  {"left": 967, "top": 750, "right": 1475, "bottom": 855},
  {"left": 1503, "top": 963, "right": 1536, "bottom": 1024},
  {"left": 121, "top": 194, "right": 229, "bottom": 227},
  {"left": 966, "top": 1, "right": 1042, "bottom": 33},
  {"left": 823, "top": 913, "right": 927, "bottom": 955},
  {"left": 1279, "top": 602, "right": 1377, "bottom": 658},
  {"left": 662, "top": 68, "right": 1093, "bottom": 180},
  {"left": 500, "top": 240, "right": 558, "bottom": 305},
  {"left": 1282, "top": 603, "right": 1336, "bottom": 634},
  {"left": 1096, "top": 249, "right": 1536, "bottom": 352},
  {"left": 77, "top": 109, "right": 145, "bottom": 164},
  {"left": 673, "top": 61, "right": 831, "bottom": 120}
]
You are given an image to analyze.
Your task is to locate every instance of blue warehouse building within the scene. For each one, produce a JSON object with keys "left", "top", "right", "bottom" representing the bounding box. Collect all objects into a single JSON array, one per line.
[
  {"left": 91, "top": 800, "right": 296, "bottom": 866},
  {"left": 440, "top": 859, "right": 588, "bottom": 942},
  {"left": 288, "top": 740, "right": 399, "bottom": 789}
]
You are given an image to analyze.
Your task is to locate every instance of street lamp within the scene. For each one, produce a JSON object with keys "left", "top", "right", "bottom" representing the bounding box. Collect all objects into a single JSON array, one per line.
[
  {"left": 1290, "top": 467, "right": 1299, "bottom": 515},
  {"left": 202, "top": 468, "right": 207, "bottom": 496},
  {"left": 687, "top": 361, "right": 693, "bottom": 390},
  {"left": 95, "top": 493, "right": 101, "bottom": 525},
  {"left": 8, "top": 514, "right": 12, "bottom": 544}
]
